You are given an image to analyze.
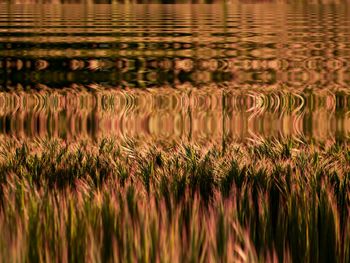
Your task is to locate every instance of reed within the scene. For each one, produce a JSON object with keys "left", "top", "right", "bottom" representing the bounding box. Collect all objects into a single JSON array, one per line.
[{"left": 0, "top": 138, "right": 349, "bottom": 262}]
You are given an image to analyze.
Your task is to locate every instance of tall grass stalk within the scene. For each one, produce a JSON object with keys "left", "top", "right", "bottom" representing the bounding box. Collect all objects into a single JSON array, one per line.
[{"left": 0, "top": 138, "right": 349, "bottom": 262}]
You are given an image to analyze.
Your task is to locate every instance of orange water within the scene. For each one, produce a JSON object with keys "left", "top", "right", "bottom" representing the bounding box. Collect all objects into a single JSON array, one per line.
[{"left": 0, "top": 2, "right": 349, "bottom": 144}]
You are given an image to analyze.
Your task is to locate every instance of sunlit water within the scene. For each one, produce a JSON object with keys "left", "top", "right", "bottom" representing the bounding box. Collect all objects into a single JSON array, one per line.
[{"left": 1, "top": 2, "right": 350, "bottom": 144}]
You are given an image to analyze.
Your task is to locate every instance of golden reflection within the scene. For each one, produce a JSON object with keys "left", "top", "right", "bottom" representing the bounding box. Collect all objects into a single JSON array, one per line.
[
  {"left": 0, "top": 87, "right": 348, "bottom": 144},
  {"left": 0, "top": 3, "right": 349, "bottom": 144}
]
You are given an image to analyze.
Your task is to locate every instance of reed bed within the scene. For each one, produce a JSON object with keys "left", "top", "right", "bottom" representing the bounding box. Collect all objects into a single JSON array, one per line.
[{"left": 0, "top": 138, "right": 349, "bottom": 262}]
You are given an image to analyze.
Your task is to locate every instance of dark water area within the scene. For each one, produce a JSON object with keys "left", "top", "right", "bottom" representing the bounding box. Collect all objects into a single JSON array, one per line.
[{"left": 0, "top": 2, "right": 350, "bottom": 143}]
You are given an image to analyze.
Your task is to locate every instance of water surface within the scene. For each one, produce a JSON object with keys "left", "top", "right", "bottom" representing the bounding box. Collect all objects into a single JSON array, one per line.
[{"left": 1, "top": 2, "right": 350, "bottom": 144}]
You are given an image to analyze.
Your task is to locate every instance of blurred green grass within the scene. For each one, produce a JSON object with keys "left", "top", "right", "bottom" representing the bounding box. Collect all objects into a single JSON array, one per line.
[{"left": 0, "top": 138, "right": 349, "bottom": 262}]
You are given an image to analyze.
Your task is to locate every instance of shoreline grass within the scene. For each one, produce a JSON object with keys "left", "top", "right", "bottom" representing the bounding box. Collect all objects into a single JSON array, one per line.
[{"left": 0, "top": 138, "right": 349, "bottom": 262}]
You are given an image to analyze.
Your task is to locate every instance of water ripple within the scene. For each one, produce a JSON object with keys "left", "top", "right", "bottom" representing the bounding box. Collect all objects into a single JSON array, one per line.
[{"left": 0, "top": 3, "right": 349, "bottom": 143}]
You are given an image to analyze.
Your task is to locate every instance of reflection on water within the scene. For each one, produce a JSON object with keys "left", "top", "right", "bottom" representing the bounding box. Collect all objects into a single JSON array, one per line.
[
  {"left": 1, "top": 3, "right": 350, "bottom": 143},
  {"left": 1, "top": 88, "right": 350, "bottom": 144}
]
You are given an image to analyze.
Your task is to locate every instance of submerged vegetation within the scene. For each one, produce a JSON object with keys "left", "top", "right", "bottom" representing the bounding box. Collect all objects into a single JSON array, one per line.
[{"left": 0, "top": 138, "right": 349, "bottom": 262}]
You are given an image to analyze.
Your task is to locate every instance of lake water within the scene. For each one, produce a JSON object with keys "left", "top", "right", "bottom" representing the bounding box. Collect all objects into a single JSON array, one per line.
[{"left": 0, "top": 2, "right": 350, "bottom": 144}]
